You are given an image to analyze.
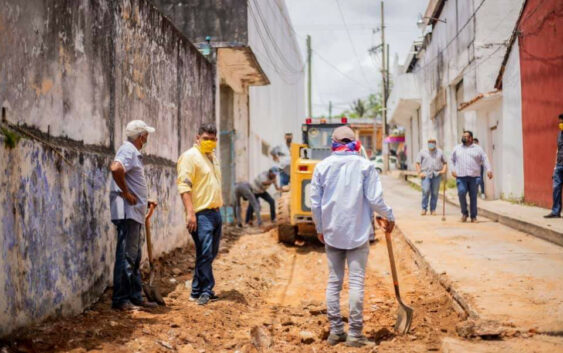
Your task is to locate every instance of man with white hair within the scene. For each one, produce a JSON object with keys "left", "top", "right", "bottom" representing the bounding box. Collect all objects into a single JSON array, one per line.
[
  {"left": 109, "top": 120, "right": 156, "bottom": 310},
  {"left": 310, "top": 125, "right": 395, "bottom": 347},
  {"left": 415, "top": 138, "right": 447, "bottom": 215}
]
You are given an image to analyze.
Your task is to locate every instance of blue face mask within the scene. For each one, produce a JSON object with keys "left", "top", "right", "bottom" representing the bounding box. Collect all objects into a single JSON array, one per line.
[{"left": 428, "top": 143, "right": 436, "bottom": 150}]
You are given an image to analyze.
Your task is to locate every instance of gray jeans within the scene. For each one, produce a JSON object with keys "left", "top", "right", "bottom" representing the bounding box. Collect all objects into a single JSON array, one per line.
[
  {"left": 233, "top": 182, "right": 261, "bottom": 226},
  {"left": 325, "top": 241, "right": 370, "bottom": 337}
]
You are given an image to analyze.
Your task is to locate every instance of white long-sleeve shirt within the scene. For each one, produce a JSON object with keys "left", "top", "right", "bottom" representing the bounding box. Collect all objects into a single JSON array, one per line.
[
  {"left": 450, "top": 143, "right": 491, "bottom": 177},
  {"left": 310, "top": 151, "right": 394, "bottom": 250}
]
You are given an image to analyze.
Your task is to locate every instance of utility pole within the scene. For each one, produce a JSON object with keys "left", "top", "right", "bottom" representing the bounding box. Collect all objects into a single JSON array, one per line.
[
  {"left": 328, "top": 101, "right": 333, "bottom": 120},
  {"left": 381, "top": 0, "right": 389, "bottom": 172},
  {"left": 307, "top": 35, "right": 312, "bottom": 119}
]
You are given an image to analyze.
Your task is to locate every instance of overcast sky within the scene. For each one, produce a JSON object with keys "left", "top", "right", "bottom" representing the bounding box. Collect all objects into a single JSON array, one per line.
[{"left": 285, "top": 0, "right": 428, "bottom": 117}]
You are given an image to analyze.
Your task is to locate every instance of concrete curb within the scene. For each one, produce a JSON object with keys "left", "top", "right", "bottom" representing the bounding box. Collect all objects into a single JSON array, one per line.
[{"left": 400, "top": 175, "right": 563, "bottom": 247}]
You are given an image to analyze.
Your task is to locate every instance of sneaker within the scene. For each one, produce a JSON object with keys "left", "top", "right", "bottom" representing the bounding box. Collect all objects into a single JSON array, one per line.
[
  {"left": 209, "top": 294, "right": 220, "bottom": 302},
  {"left": 197, "top": 293, "right": 211, "bottom": 305},
  {"left": 480, "top": 194, "right": 485, "bottom": 200},
  {"left": 471, "top": 218, "right": 477, "bottom": 223},
  {"left": 189, "top": 295, "right": 199, "bottom": 302},
  {"left": 112, "top": 301, "right": 140, "bottom": 311},
  {"left": 345, "top": 335, "right": 375, "bottom": 347},
  {"left": 421, "top": 210, "right": 427, "bottom": 216},
  {"left": 543, "top": 213, "right": 560, "bottom": 219},
  {"left": 461, "top": 215, "right": 468, "bottom": 222},
  {"left": 131, "top": 299, "right": 158, "bottom": 308},
  {"left": 327, "top": 332, "right": 347, "bottom": 346},
  {"left": 430, "top": 211, "right": 436, "bottom": 216}
]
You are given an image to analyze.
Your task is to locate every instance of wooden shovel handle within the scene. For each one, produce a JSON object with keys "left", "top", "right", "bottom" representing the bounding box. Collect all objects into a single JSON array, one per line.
[{"left": 145, "top": 202, "right": 157, "bottom": 263}]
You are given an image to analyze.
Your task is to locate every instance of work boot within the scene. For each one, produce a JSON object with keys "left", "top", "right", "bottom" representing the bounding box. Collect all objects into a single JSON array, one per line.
[
  {"left": 461, "top": 215, "right": 468, "bottom": 222},
  {"left": 131, "top": 299, "right": 158, "bottom": 308},
  {"left": 345, "top": 335, "right": 375, "bottom": 347},
  {"left": 327, "top": 332, "right": 347, "bottom": 346},
  {"left": 112, "top": 301, "right": 140, "bottom": 311},
  {"left": 543, "top": 213, "right": 560, "bottom": 218},
  {"left": 420, "top": 210, "right": 427, "bottom": 216},
  {"left": 471, "top": 218, "right": 477, "bottom": 223}
]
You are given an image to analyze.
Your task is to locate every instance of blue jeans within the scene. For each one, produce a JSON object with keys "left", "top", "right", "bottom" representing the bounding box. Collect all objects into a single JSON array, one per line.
[
  {"left": 456, "top": 177, "right": 479, "bottom": 218},
  {"left": 112, "top": 219, "right": 144, "bottom": 307},
  {"left": 551, "top": 165, "right": 563, "bottom": 215},
  {"left": 190, "top": 209, "right": 222, "bottom": 297},
  {"left": 476, "top": 166, "right": 485, "bottom": 194},
  {"left": 246, "top": 192, "right": 276, "bottom": 222},
  {"left": 280, "top": 171, "right": 290, "bottom": 186},
  {"left": 421, "top": 175, "right": 441, "bottom": 211}
]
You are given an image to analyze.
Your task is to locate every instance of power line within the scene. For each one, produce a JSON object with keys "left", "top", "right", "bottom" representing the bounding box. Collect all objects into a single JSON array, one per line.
[
  {"left": 334, "top": 0, "right": 375, "bottom": 89},
  {"left": 311, "top": 49, "right": 374, "bottom": 91}
]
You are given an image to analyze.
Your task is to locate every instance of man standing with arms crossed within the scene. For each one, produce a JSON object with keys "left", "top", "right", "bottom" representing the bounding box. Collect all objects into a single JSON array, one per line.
[
  {"left": 416, "top": 138, "right": 447, "bottom": 215},
  {"left": 310, "top": 126, "right": 395, "bottom": 347},
  {"left": 109, "top": 120, "right": 157, "bottom": 310},
  {"left": 450, "top": 130, "right": 493, "bottom": 222},
  {"left": 177, "top": 123, "right": 223, "bottom": 305}
]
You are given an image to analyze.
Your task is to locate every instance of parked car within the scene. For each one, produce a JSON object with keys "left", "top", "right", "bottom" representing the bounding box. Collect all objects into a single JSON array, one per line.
[{"left": 371, "top": 155, "right": 398, "bottom": 173}]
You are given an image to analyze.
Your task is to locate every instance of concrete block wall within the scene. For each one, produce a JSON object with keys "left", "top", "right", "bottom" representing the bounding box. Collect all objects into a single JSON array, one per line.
[{"left": 0, "top": 0, "right": 214, "bottom": 336}]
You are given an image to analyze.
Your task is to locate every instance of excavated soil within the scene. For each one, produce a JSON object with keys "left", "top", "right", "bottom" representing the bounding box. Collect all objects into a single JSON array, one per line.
[{"left": 1, "top": 225, "right": 463, "bottom": 353}]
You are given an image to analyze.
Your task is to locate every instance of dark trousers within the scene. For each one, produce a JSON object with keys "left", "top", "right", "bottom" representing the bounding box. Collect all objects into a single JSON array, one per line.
[
  {"left": 246, "top": 192, "right": 276, "bottom": 223},
  {"left": 551, "top": 165, "right": 563, "bottom": 215},
  {"left": 456, "top": 177, "right": 479, "bottom": 219},
  {"left": 190, "top": 209, "right": 222, "bottom": 297},
  {"left": 476, "top": 166, "right": 485, "bottom": 194},
  {"left": 112, "top": 219, "right": 143, "bottom": 307}
]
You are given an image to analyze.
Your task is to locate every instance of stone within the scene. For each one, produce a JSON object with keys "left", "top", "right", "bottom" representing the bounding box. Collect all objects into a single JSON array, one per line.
[
  {"left": 456, "top": 319, "right": 504, "bottom": 339},
  {"left": 172, "top": 268, "right": 182, "bottom": 275},
  {"left": 299, "top": 330, "right": 315, "bottom": 344},
  {"left": 250, "top": 325, "right": 272, "bottom": 349}
]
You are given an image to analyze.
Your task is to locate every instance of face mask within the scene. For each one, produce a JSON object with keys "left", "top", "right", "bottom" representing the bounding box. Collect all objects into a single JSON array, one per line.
[
  {"left": 461, "top": 137, "right": 468, "bottom": 144},
  {"left": 559, "top": 123, "right": 563, "bottom": 131},
  {"left": 200, "top": 140, "right": 217, "bottom": 153},
  {"left": 428, "top": 143, "right": 436, "bottom": 150}
]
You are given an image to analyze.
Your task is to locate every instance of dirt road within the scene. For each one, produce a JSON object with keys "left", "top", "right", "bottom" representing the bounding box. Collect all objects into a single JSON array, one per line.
[{"left": 2, "top": 226, "right": 462, "bottom": 353}]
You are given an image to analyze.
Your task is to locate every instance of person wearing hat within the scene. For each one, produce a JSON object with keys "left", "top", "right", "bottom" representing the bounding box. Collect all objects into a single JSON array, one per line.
[
  {"left": 415, "top": 138, "right": 447, "bottom": 215},
  {"left": 233, "top": 181, "right": 262, "bottom": 227},
  {"left": 109, "top": 120, "right": 157, "bottom": 310},
  {"left": 310, "top": 125, "right": 395, "bottom": 347},
  {"left": 246, "top": 167, "right": 281, "bottom": 224}
]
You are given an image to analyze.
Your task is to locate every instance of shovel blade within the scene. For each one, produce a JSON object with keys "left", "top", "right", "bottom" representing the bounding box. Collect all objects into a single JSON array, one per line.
[
  {"left": 143, "top": 283, "right": 166, "bottom": 306},
  {"left": 394, "top": 303, "right": 414, "bottom": 334}
]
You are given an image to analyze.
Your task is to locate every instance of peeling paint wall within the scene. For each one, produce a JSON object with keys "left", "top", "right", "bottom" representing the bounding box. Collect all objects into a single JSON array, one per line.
[{"left": 0, "top": 0, "right": 214, "bottom": 336}]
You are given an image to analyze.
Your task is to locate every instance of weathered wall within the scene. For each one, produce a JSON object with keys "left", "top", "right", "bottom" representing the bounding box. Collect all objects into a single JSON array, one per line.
[
  {"left": 519, "top": 0, "right": 563, "bottom": 208},
  {"left": 0, "top": 0, "right": 214, "bottom": 336},
  {"left": 149, "top": 0, "right": 248, "bottom": 44}
]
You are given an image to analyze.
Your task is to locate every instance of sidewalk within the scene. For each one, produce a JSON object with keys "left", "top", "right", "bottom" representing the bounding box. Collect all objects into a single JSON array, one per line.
[
  {"left": 401, "top": 172, "right": 563, "bottom": 247},
  {"left": 381, "top": 175, "right": 563, "bottom": 338}
]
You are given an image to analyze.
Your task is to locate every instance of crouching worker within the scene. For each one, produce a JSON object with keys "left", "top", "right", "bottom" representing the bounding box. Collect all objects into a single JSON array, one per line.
[
  {"left": 310, "top": 126, "right": 395, "bottom": 347},
  {"left": 109, "top": 120, "right": 158, "bottom": 310}
]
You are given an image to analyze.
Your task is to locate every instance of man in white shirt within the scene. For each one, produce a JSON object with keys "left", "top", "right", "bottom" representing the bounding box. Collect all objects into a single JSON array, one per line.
[{"left": 310, "top": 126, "right": 395, "bottom": 347}]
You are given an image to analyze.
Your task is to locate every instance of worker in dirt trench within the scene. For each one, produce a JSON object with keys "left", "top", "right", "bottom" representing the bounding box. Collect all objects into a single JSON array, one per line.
[
  {"left": 310, "top": 125, "right": 395, "bottom": 347},
  {"left": 177, "top": 123, "right": 223, "bottom": 306}
]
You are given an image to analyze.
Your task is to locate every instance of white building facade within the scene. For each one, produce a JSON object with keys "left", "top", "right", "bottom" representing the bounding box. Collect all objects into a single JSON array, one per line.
[{"left": 388, "top": 0, "right": 525, "bottom": 200}]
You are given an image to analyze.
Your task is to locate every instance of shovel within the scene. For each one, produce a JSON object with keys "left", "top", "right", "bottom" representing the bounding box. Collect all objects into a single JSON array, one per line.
[
  {"left": 143, "top": 201, "right": 165, "bottom": 306},
  {"left": 376, "top": 217, "right": 413, "bottom": 334},
  {"left": 442, "top": 168, "right": 447, "bottom": 222}
]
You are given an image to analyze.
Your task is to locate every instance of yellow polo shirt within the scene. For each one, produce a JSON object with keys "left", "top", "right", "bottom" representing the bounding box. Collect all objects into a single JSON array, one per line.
[{"left": 176, "top": 145, "right": 223, "bottom": 212}]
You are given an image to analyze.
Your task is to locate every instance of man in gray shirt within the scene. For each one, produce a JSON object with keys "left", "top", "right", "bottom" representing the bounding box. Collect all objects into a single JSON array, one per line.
[
  {"left": 109, "top": 120, "right": 156, "bottom": 310},
  {"left": 416, "top": 138, "right": 447, "bottom": 215},
  {"left": 246, "top": 168, "right": 280, "bottom": 224},
  {"left": 233, "top": 182, "right": 262, "bottom": 227}
]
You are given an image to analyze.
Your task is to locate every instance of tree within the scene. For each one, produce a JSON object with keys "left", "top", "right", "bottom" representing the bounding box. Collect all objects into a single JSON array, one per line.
[{"left": 351, "top": 99, "right": 367, "bottom": 118}]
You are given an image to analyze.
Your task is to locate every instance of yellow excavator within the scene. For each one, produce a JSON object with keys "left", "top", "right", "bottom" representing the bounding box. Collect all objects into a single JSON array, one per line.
[{"left": 276, "top": 117, "right": 367, "bottom": 243}]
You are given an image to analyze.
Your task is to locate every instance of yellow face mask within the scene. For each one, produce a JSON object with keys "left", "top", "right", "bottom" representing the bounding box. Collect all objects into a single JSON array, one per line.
[
  {"left": 200, "top": 140, "right": 217, "bottom": 153},
  {"left": 559, "top": 123, "right": 563, "bottom": 131}
]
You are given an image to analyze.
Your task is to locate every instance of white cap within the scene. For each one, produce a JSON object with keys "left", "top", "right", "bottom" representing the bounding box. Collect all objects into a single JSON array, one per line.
[{"left": 125, "top": 120, "right": 155, "bottom": 137}]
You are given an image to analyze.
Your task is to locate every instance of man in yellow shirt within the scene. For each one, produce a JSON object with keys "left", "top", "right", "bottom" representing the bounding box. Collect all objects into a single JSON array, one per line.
[{"left": 177, "top": 123, "right": 223, "bottom": 305}]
